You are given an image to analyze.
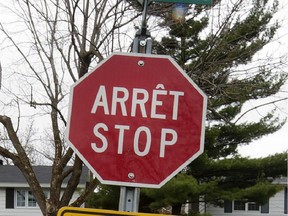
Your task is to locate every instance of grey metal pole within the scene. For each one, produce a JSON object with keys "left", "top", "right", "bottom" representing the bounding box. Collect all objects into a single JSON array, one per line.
[
  {"left": 118, "top": 187, "right": 140, "bottom": 212},
  {"left": 132, "top": 0, "right": 152, "bottom": 54},
  {"left": 118, "top": 0, "right": 152, "bottom": 212},
  {"left": 141, "top": 0, "right": 148, "bottom": 33}
]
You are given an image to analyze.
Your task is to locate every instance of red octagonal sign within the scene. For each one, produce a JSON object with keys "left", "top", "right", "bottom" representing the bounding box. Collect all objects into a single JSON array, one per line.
[{"left": 66, "top": 53, "right": 207, "bottom": 188}]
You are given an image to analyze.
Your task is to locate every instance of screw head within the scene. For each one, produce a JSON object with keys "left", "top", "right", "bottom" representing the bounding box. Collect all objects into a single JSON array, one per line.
[
  {"left": 140, "top": 40, "right": 146, "bottom": 46},
  {"left": 128, "top": 172, "right": 135, "bottom": 179},
  {"left": 138, "top": 60, "right": 144, "bottom": 66}
]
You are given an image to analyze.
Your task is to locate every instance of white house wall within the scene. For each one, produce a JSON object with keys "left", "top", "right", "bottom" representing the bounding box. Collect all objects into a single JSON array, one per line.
[
  {"left": 0, "top": 189, "right": 4, "bottom": 208},
  {"left": 205, "top": 189, "right": 287, "bottom": 216},
  {"left": 0, "top": 187, "right": 84, "bottom": 216},
  {"left": 269, "top": 189, "right": 286, "bottom": 215}
]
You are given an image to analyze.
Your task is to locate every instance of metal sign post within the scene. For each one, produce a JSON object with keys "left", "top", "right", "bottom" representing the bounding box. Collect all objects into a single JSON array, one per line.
[
  {"left": 119, "top": 0, "right": 151, "bottom": 212},
  {"left": 132, "top": 0, "right": 152, "bottom": 54},
  {"left": 118, "top": 187, "right": 140, "bottom": 212}
]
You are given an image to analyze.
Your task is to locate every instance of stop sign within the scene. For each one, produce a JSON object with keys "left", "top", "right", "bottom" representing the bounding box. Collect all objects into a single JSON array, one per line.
[{"left": 66, "top": 53, "right": 207, "bottom": 188}]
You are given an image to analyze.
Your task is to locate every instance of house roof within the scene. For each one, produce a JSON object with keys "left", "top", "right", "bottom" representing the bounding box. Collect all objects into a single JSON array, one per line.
[{"left": 0, "top": 164, "right": 88, "bottom": 187}]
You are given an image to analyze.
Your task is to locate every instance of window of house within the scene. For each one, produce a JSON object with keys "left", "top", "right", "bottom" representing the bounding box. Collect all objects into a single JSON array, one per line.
[
  {"left": 28, "top": 191, "right": 37, "bottom": 207},
  {"left": 224, "top": 200, "right": 269, "bottom": 214},
  {"left": 15, "top": 189, "right": 37, "bottom": 208},
  {"left": 6, "top": 188, "right": 50, "bottom": 209},
  {"left": 248, "top": 202, "right": 259, "bottom": 211},
  {"left": 232, "top": 200, "right": 260, "bottom": 212},
  {"left": 16, "top": 190, "right": 26, "bottom": 207},
  {"left": 234, "top": 200, "right": 245, "bottom": 210}
]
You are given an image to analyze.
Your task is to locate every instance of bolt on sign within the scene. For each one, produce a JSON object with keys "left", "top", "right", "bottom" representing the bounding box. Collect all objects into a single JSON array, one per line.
[{"left": 66, "top": 53, "right": 207, "bottom": 188}]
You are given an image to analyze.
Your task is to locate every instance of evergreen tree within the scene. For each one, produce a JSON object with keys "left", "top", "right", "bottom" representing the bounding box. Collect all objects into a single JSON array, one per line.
[
  {"left": 86, "top": 185, "right": 120, "bottom": 210},
  {"left": 141, "top": 0, "right": 288, "bottom": 214},
  {"left": 144, "top": 153, "right": 286, "bottom": 214}
]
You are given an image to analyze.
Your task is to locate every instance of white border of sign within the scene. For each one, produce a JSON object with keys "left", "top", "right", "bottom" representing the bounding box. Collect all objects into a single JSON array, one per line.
[{"left": 66, "top": 52, "right": 207, "bottom": 188}]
